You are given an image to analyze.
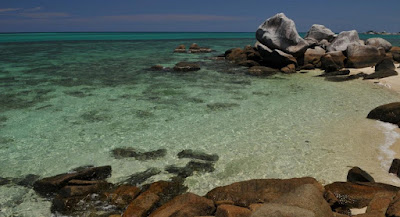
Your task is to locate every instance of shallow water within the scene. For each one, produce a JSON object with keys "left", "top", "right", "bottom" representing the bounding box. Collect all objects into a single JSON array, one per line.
[{"left": 1, "top": 35, "right": 400, "bottom": 216}]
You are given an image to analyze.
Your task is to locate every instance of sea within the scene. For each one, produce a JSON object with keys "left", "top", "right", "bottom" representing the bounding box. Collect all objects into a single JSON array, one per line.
[{"left": 1, "top": 32, "right": 400, "bottom": 216}]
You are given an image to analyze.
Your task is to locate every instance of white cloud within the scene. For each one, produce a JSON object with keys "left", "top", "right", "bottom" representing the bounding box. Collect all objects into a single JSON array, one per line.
[{"left": 24, "top": 7, "right": 42, "bottom": 12}]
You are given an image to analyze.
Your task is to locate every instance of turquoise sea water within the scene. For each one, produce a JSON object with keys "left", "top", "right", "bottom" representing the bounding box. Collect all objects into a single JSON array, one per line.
[{"left": 1, "top": 33, "right": 400, "bottom": 216}]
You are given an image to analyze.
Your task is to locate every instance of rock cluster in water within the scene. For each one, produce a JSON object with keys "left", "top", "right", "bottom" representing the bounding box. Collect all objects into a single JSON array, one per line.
[
  {"left": 222, "top": 13, "right": 399, "bottom": 81},
  {"left": 24, "top": 163, "right": 400, "bottom": 217}
]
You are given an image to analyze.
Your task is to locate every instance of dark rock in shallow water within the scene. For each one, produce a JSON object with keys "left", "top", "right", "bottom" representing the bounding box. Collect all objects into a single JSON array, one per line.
[
  {"left": 150, "top": 65, "right": 166, "bottom": 71},
  {"left": 166, "top": 160, "right": 215, "bottom": 178},
  {"left": 122, "top": 168, "right": 161, "bottom": 185},
  {"left": 319, "top": 70, "right": 350, "bottom": 77},
  {"left": 0, "top": 177, "right": 11, "bottom": 186},
  {"left": 111, "top": 147, "right": 167, "bottom": 160},
  {"left": 33, "top": 165, "right": 112, "bottom": 196},
  {"left": 189, "top": 43, "right": 212, "bottom": 53},
  {"left": 256, "top": 13, "right": 308, "bottom": 56},
  {"left": 177, "top": 149, "right": 219, "bottom": 162},
  {"left": 173, "top": 62, "right": 201, "bottom": 72},
  {"left": 324, "top": 73, "right": 366, "bottom": 82},
  {"left": 389, "top": 159, "right": 400, "bottom": 177},
  {"left": 347, "top": 167, "right": 375, "bottom": 183},
  {"left": 14, "top": 174, "right": 41, "bottom": 188},
  {"left": 206, "top": 102, "right": 239, "bottom": 111},
  {"left": 59, "top": 180, "right": 111, "bottom": 197},
  {"left": 367, "top": 102, "right": 400, "bottom": 126}
]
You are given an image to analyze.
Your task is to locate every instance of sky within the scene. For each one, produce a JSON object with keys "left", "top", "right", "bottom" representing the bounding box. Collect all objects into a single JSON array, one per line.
[{"left": 0, "top": 0, "right": 399, "bottom": 33}]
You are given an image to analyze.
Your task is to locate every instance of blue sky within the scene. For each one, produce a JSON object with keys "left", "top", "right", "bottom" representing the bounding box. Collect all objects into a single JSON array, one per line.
[{"left": 0, "top": 0, "right": 399, "bottom": 33}]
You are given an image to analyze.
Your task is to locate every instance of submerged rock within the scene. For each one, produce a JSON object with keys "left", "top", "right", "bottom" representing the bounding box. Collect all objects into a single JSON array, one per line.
[
  {"left": 177, "top": 149, "right": 219, "bottom": 162},
  {"left": 347, "top": 167, "right": 375, "bottom": 183},
  {"left": 166, "top": 160, "right": 215, "bottom": 178},
  {"left": 367, "top": 102, "right": 400, "bottom": 127},
  {"left": 256, "top": 13, "right": 308, "bottom": 55},
  {"left": 111, "top": 147, "right": 167, "bottom": 160},
  {"left": 122, "top": 168, "right": 162, "bottom": 185},
  {"left": 206, "top": 102, "right": 240, "bottom": 111},
  {"left": 173, "top": 62, "right": 201, "bottom": 72}
]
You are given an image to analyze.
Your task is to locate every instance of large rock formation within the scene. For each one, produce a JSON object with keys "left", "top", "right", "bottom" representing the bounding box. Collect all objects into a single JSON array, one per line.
[
  {"left": 365, "top": 38, "right": 392, "bottom": 52},
  {"left": 305, "top": 24, "right": 335, "bottom": 43},
  {"left": 327, "top": 30, "right": 360, "bottom": 52},
  {"left": 345, "top": 44, "right": 382, "bottom": 68},
  {"left": 256, "top": 13, "right": 308, "bottom": 56},
  {"left": 364, "top": 59, "right": 398, "bottom": 79}
]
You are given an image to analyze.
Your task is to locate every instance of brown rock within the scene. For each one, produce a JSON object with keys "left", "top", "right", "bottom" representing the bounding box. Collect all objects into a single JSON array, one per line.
[
  {"left": 250, "top": 203, "right": 316, "bottom": 217},
  {"left": 215, "top": 204, "right": 251, "bottom": 217},
  {"left": 247, "top": 66, "right": 279, "bottom": 76},
  {"left": 249, "top": 203, "right": 264, "bottom": 212},
  {"left": 386, "top": 192, "right": 400, "bottom": 217},
  {"left": 226, "top": 48, "right": 247, "bottom": 63},
  {"left": 390, "top": 46, "right": 400, "bottom": 62},
  {"left": 189, "top": 43, "right": 212, "bottom": 53},
  {"left": 108, "top": 185, "right": 141, "bottom": 208},
  {"left": 324, "top": 182, "right": 400, "bottom": 209},
  {"left": 347, "top": 167, "right": 375, "bottom": 183},
  {"left": 321, "top": 51, "right": 346, "bottom": 72},
  {"left": 174, "top": 44, "right": 186, "bottom": 53},
  {"left": 173, "top": 62, "right": 201, "bottom": 72},
  {"left": 123, "top": 191, "right": 160, "bottom": 217},
  {"left": 304, "top": 46, "right": 326, "bottom": 67},
  {"left": 150, "top": 65, "right": 165, "bottom": 71},
  {"left": 364, "top": 59, "right": 398, "bottom": 79},
  {"left": 149, "top": 193, "right": 216, "bottom": 217},
  {"left": 216, "top": 200, "right": 235, "bottom": 206},
  {"left": 205, "top": 177, "right": 323, "bottom": 207},
  {"left": 332, "top": 213, "right": 349, "bottom": 217},
  {"left": 367, "top": 103, "right": 400, "bottom": 127},
  {"left": 272, "top": 184, "right": 333, "bottom": 217},
  {"left": 367, "top": 191, "right": 395, "bottom": 215},
  {"left": 190, "top": 43, "right": 200, "bottom": 50},
  {"left": 346, "top": 44, "right": 383, "bottom": 68},
  {"left": 280, "top": 64, "right": 296, "bottom": 74},
  {"left": 59, "top": 181, "right": 110, "bottom": 197},
  {"left": 33, "top": 166, "right": 112, "bottom": 195}
]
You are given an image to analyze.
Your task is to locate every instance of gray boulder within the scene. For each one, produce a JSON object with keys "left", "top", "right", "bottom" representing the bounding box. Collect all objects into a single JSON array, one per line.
[
  {"left": 366, "top": 38, "right": 392, "bottom": 52},
  {"left": 327, "top": 30, "right": 360, "bottom": 52},
  {"left": 305, "top": 24, "right": 335, "bottom": 42},
  {"left": 256, "top": 13, "right": 308, "bottom": 56},
  {"left": 346, "top": 44, "right": 382, "bottom": 68}
]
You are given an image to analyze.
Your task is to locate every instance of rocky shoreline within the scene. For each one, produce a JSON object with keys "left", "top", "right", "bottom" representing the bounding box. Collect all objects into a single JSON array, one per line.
[{"left": 4, "top": 13, "right": 400, "bottom": 217}]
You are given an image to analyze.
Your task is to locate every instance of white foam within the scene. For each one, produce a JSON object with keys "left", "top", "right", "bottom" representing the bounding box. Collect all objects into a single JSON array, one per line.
[{"left": 376, "top": 121, "right": 400, "bottom": 170}]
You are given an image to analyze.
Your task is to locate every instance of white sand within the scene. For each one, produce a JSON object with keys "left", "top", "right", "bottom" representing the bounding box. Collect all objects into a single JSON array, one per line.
[{"left": 348, "top": 63, "right": 400, "bottom": 93}]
